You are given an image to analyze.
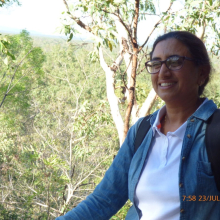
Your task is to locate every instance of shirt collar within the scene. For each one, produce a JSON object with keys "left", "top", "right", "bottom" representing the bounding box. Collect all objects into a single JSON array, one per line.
[
  {"left": 152, "top": 105, "right": 166, "bottom": 136},
  {"left": 151, "top": 98, "right": 211, "bottom": 140}
]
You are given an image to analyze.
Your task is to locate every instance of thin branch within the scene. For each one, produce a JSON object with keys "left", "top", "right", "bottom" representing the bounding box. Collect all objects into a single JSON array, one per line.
[
  {"left": 102, "top": 9, "right": 133, "bottom": 42},
  {"left": 0, "top": 49, "right": 33, "bottom": 108},
  {"left": 121, "top": 55, "right": 133, "bottom": 90},
  {"left": 138, "top": 1, "right": 173, "bottom": 51},
  {"left": 137, "top": 65, "right": 146, "bottom": 75},
  {"left": 7, "top": 70, "right": 33, "bottom": 93},
  {"left": 63, "top": 0, "right": 93, "bottom": 34},
  {"left": 33, "top": 125, "right": 60, "bottom": 154},
  {"left": 132, "top": 0, "right": 140, "bottom": 42},
  {"left": 72, "top": 155, "right": 112, "bottom": 192},
  {"left": 0, "top": 71, "right": 7, "bottom": 84},
  {"left": 136, "top": 47, "right": 148, "bottom": 75},
  {"left": 139, "top": 13, "right": 160, "bottom": 16},
  {"left": 34, "top": 202, "right": 61, "bottom": 214}
]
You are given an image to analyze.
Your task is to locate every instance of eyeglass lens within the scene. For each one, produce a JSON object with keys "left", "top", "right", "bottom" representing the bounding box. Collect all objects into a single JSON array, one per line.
[{"left": 146, "top": 56, "right": 184, "bottom": 74}]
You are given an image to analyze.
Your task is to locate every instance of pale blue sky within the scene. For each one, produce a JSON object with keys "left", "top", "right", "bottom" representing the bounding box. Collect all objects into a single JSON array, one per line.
[{"left": 0, "top": 0, "right": 66, "bottom": 35}]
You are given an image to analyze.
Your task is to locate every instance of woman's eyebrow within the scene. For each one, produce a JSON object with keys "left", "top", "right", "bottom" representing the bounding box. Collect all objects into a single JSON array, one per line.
[
  {"left": 151, "top": 57, "right": 161, "bottom": 60},
  {"left": 152, "top": 54, "right": 180, "bottom": 60}
]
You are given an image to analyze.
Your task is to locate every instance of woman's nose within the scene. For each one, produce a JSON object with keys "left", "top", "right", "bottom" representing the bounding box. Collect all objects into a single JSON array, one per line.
[{"left": 158, "top": 63, "right": 171, "bottom": 77}]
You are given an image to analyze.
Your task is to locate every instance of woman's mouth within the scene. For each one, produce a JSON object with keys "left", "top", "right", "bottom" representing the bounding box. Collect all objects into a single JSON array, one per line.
[{"left": 159, "top": 82, "right": 176, "bottom": 87}]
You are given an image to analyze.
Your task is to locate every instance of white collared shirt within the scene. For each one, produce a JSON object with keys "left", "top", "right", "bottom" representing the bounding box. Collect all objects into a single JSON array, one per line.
[{"left": 134, "top": 99, "right": 208, "bottom": 220}]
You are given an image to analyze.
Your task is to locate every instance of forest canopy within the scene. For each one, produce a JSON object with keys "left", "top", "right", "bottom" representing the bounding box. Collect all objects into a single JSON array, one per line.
[{"left": 0, "top": 27, "right": 219, "bottom": 219}]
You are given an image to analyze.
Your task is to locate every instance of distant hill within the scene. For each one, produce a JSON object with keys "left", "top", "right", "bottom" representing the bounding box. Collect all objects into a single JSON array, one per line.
[{"left": 0, "top": 27, "right": 86, "bottom": 41}]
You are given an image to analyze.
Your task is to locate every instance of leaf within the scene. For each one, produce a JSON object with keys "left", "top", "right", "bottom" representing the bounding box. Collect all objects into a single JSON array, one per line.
[
  {"left": 4, "top": 57, "right": 8, "bottom": 65},
  {"left": 190, "top": 1, "right": 203, "bottom": 7},
  {"left": 64, "top": 25, "right": 71, "bottom": 35},
  {"left": 0, "top": 41, "right": 2, "bottom": 52},
  {"left": 164, "top": 15, "right": 170, "bottom": 21},
  {"left": 6, "top": 51, "right": 16, "bottom": 60},
  {"left": 67, "top": 33, "right": 73, "bottom": 42},
  {"left": 108, "top": 41, "right": 113, "bottom": 51},
  {"left": 90, "top": 5, "right": 94, "bottom": 14}
]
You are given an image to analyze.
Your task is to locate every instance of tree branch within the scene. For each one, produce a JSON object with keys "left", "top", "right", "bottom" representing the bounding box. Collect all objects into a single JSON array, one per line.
[
  {"left": 99, "top": 47, "right": 124, "bottom": 145},
  {"left": 103, "top": 9, "right": 133, "bottom": 43},
  {"left": 139, "top": 1, "right": 173, "bottom": 51},
  {"left": 132, "top": 0, "right": 140, "bottom": 42},
  {"left": 137, "top": 88, "right": 157, "bottom": 119},
  {"left": 34, "top": 202, "right": 61, "bottom": 214},
  {"left": 63, "top": 0, "right": 94, "bottom": 34},
  {"left": 0, "top": 49, "right": 33, "bottom": 108}
]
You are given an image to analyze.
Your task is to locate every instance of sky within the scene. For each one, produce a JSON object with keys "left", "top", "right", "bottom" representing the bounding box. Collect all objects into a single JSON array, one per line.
[
  {"left": 0, "top": 0, "right": 66, "bottom": 36},
  {"left": 0, "top": 0, "right": 183, "bottom": 41}
]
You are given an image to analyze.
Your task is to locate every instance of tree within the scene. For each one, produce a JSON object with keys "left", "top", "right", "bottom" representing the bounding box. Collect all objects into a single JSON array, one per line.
[
  {"left": 0, "top": 30, "right": 47, "bottom": 218},
  {"left": 61, "top": 0, "right": 220, "bottom": 145},
  {"left": 0, "top": 0, "right": 20, "bottom": 8},
  {"left": 0, "top": 30, "right": 45, "bottom": 127},
  {"left": 0, "top": 38, "right": 120, "bottom": 219},
  {"left": 0, "top": 0, "right": 20, "bottom": 64}
]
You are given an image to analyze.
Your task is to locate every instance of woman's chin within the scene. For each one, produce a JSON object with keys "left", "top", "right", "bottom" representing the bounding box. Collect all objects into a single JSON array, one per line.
[{"left": 158, "top": 94, "right": 180, "bottom": 104}]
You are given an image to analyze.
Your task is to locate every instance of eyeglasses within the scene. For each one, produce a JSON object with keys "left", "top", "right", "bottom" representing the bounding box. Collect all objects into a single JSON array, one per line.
[{"left": 145, "top": 55, "right": 195, "bottom": 74}]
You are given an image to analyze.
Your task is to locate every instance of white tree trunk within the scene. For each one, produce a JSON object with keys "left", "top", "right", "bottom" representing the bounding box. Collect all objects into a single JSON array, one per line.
[
  {"left": 99, "top": 48, "right": 124, "bottom": 146},
  {"left": 134, "top": 88, "right": 157, "bottom": 123}
]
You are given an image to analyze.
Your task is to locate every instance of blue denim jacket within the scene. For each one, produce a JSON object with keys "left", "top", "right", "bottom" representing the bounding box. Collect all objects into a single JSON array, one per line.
[{"left": 56, "top": 100, "right": 220, "bottom": 220}]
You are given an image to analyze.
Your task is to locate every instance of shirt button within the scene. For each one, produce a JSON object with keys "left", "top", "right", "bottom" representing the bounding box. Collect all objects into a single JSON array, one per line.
[
  {"left": 190, "top": 118, "right": 195, "bottom": 122},
  {"left": 187, "top": 134, "right": 191, "bottom": 138},
  {"left": 182, "top": 157, "right": 186, "bottom": 160},
  {"left": 180, "top": 209, "right": 185, "bottom": 213},
  {"left": 179, "top": 183, "right": 183, "bottom": 188}
]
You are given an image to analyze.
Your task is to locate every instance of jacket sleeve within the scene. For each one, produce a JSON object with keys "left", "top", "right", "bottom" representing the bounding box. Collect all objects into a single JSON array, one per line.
[{"left": 56, "top": 121, "right": 140, "bottom": 220}]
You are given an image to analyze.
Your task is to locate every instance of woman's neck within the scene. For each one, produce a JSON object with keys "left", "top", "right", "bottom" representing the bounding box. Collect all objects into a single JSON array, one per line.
[{"left": 161, "top": 97, "right": 204, "bottom": 134}]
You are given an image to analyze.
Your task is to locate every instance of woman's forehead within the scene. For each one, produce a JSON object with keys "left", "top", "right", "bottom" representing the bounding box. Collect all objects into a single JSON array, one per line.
[{"left": 152, "top": 38, "right": 190, "bottom": 59}]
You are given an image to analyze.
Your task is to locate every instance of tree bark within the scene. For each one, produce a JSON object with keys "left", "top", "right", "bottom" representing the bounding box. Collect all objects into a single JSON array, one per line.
[
  {"left": 122, "top": 0, "right": 140, "bottom": 141},
  {"left": 99, "top": 48, "right": 124, "bottom": 146},
  {"left": 137, "top": 89, "right": 157, "bottom": 119}
]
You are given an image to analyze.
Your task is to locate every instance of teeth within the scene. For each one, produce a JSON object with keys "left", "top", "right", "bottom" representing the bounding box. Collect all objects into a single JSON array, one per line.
[{"left": 160, "top": 83, "right": 175, "bottom": 87}]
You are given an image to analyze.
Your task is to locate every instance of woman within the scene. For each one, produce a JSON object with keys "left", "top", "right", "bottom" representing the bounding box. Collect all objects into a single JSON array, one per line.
[{"left": 56, "top": 31, "right": 220, "bottom": 220}]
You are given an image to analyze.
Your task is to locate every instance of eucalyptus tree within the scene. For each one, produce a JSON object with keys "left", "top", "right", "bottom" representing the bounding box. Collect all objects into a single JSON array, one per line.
[
  {"left": 0, "top": 30, "right": 45, "bottom": 123},
  {"left": 0, "top": 31, "right": 46, "bottom": 218},
  {"left": 0, "top": 0, "right": 20, "bottom": 64},
  {"left": 61, "top": 0, "right": 220, "bottom": 145}
]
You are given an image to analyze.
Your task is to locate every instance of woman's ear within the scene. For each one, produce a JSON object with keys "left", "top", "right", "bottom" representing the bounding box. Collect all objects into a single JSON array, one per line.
[{"left": 198, "top": 65, "right": 210, "bottom": 86}]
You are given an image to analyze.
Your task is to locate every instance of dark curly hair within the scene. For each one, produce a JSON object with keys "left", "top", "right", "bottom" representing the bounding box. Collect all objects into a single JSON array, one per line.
[{"left": 150, "top": 31, "right": 211, "bottom": 96}]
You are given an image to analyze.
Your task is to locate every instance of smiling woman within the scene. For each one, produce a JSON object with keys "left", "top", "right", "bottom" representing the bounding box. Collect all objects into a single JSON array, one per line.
[
  {"left": 56, "top": 31, "right": 220, "bottom": 220},
  {"left": 151, "top": 39, "right": 203, "bottom": 115}
]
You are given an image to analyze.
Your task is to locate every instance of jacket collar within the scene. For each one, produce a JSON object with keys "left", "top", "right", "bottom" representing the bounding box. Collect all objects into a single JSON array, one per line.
[
  {"left": 149, "top": 99, "right": 217, "bottom": 125},
  {"left": 192, "top": 99, "right": 217, "bottom": 121}
]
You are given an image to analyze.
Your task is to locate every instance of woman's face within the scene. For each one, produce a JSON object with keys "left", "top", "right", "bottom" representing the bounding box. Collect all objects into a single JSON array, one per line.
[{"left": 151, "top": 38, "right": 203, "bottom": 104}]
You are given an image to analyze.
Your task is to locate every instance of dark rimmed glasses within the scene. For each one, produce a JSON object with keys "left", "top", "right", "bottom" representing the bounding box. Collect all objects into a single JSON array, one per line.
[{"left": 145, "top": 55, "right": 195, "bottom": 74}]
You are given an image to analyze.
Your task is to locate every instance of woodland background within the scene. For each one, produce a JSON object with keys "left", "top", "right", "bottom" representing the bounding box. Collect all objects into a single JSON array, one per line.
[{"left": 0, "top": 0, "right": 220, "bottom": 219}]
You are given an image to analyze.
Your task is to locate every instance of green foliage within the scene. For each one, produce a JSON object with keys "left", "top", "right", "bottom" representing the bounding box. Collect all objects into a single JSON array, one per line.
[
  {"left": 0, "top": 35, "right": 16, "bottom": 64},
  {"left": 111, "top": 200, "right": 132, "bottom": 220},
  {"left": 0, "top": 30, "right": 46, "bottom": 129},
  {"left": 0, "top": 0, "right": 20, "bottom": 8},
  {"left": 203, "top": 56, "right": 220, "bottom": 107},
  {"left": 162, "top": 0, "right": 220, "bottom": 55},
  {"left": 0, "top": 204, "right": 19, "bottom": 220},
  {"left": 61, "top": 0, "right": 156, "bottom": 53},
  {"left": 0, "top": 34, "right": 119, "bottom": 218}
]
